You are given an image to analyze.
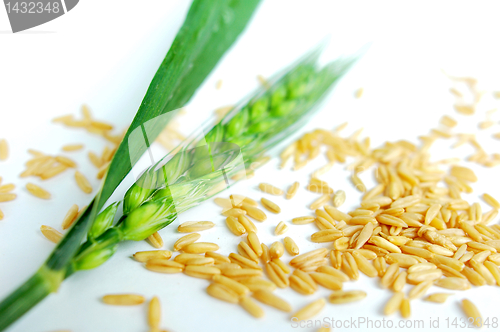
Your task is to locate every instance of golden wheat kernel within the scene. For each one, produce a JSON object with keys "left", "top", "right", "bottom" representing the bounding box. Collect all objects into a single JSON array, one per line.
[
  {"left": 275, "top": 221, "right": 289, "bottom": 235},
  {"left": 40, "top": 225, "right": 62, "bottom": 243},
  {"left": 148, "top": 296, "right": 161, "bottom": 328},
  {"left": 311, "top": 229, "right": 343, "bottom": 243},
  {"left": 380, "top": 263, "right": 399, "bottom": 288},
  {"left": 265, "top": 263, "right": 288, "bottom": 288},
  {"left": 238, "top": 215, "right": 257, "bottom": 233},
  {"left": 238, "top": 242, "right": 259, "bottom": 263},
  {"left": 184, "top": 265, "right": 221, "bottom": 279},
  {"left": 133, "top": 250, "right": 172, "bottom": 262},
  {"left": 283, "top": 237, "right": 299, "bottom": 256},
  {"left": 425, "top": 293, "right": 452, "bottom": 303},
  {"left": 259, "top": 183, "right": 283, "bottom": 195},
  {"left": 226, "top": 216, "right": 246, "bottom": 236},
  {"left": 261, "top": 197, "right": 281, "bottom": 213},
  {"left": 239, "top": 296, "right": 265, "bottom": 318},
  {"left": 269, "top": 241, "right": 284, "bottom": 259},
  {"left": 240, "top": 278, "right": 276, "bottom": 292},
  {"left": 252, "top": 289, "right": 292, "bottom": 312},
  {"left": 229, "top": 253, "right": 261, "bottom": 270},
  {"left": 61, "top": 204, "right": 79, "bottom": 230},
  {"left": 221, "top": 207, "right": 247, "bottom": 218},
  {"left": 62, "top": 144, "right": 84, "bottom": 152},
  {"left": 241, "top": 204, "right": 267, "bottom": 222},
  {"left": 147, "top": 232, "right": 164, "bottom": 248},
  {"left": 309, "top": 272, "right": 343, "bottom": 290},
  {"left": 102, "top": 294, "right": 145, "bottom": 306},
  {"left": 286, "top": 181, "right": 300, "bottom": 199},
  {"left": 383, "top": 292, "right": 404, "bottom": 315},
  {"left": 434, "top": 277, "right": 471, "bottom": 290},
  {"left": 408, "top": 280, "right": 433, "bottom": 300},
  {"left": 206, "top": 283, "right": 239, "bottom": 304},
  {"left": 291, "top": 298, "right": 326, "bottom": 321},
  {"left": 461, "top": 299, "right": 482, "bottom": 328},
  {"left": 74, "top": 171, "right": 92, "bottom": 194},
  {"left": 26, "top": 183, "right": 51, "bottom": 199},
  {"left": 289, "top": 275, "right": 315, "bottom": 295}
]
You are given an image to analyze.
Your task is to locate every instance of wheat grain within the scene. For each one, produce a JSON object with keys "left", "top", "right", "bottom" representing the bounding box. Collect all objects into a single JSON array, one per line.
[
  {"left": 247, "top": 232, "right": 262, "bottom": 257},
  {"left": 269, "top": 241, "right": 285, "bottom": 259},
  {"left": 239, "top": 296, "right": 265, "bottom": 318},
  {"left": 408, "top": 280, "right": 433, "bottom": 300},
  {"left": 102, "top": 294, "right": 145, "bottom": 305},
  {"left": 173, "top": 233, "right": 201, "bottom": 251},
  {"left": 469, "top": 259, "right": 496, "bottom": 285},
  {"left": 291, "top": 298, "right": 326, "bottom": 321},
  {"left": 221, "top": 208, "right": 247, "bottom": 217},
  {"left": 206, "top": 283, "right": 239, "bottom": 303},
  {"left": 440, "top": 115, "right": 457, "bottom": 128},
  {"left": 407, "top": 269, "right": 443, "bottom": 284},
  {"left": 225, "top": 216, "right": 246, "bottom": 236},
  {"left": 265, "top": 263, "right": 288, "bottom": 288},
  {"left": 461, "top": 299, "right": 482, "bottom": 328},
  {"left": 352, "top": 251, "right": 377, "bottom": 278},
  {"left": 61, "top": 204, "right": 79, "bottom": 230},
  {"left": 148, "top": 296, "right": 161, "bottom": 329},
  {"left": 283, "top": 237, "right": 299, "bottom": 256},
  {"left": 408, "top": 262, "right": 436, "bottom": 273},
  {"left": 380, "top": 263, "right": 399, "bottom": 288},
  {"left": 309, "top": 273, "right": 342, "bottom": 290},
  {"left": 40, "top": 225, "right": 62, "bottom": 243},
  {"left": 184, "top": 265, "right": 221, "bottom": 279},
  {"left": 62, "top": 144, "right": 84, "bottom": 152},
  {"left": 400, "top": 298, "right": 411, "bottom": 319},
  {"left": 133, "top": 250, "right": 172, "bottom": 262},
  {"left": 311, "top": 229, "right": 343, "bottom": 243},
  {"left": 147, "top": 232, "right": 164, "bottom": 248},
  {"left": 434, "top": 277, "right": 471, "bottom": 290},
  {"left": 241, "top": 204, "right": 267, "bottom": 222},
  {"left": 205, "top": 252, "right": 231, "bottom": 265},
  {"left": 292, "top": 216, "right": 315, "bottom": 225},
  {"left": 425, "top": 293, "right": 452, "bottom": 303},
  {"left": 238, "top": 242, "right": 259, "bottom": 262},
  {"left": 26, "top": 183, "right": 50, "bottom": 199},
  {"left": 213, "top": 275, "right": 250, "bottom": 296},
  {"left": 316, "top": 266, "right": 349, "bottom": 282},
  {"left": 259, "top": 183, "right": 283, "bottom": 195},
  {"left": 483, "top": 261, "right": 500, "bottom": 285},
  {"left": 229, "top": 253, "right": 261, "bottom": 270},
  {"left": 431, "top": 254, "right": 465, "bottom": 272},
  {"left": 261, "top": 197, "right": 281, "bottom": 213},
  {"left": 0, "top": 139, "right": 8, "bottom": 160},
  {"left": 384, "top": 292, "right": 404, "bottom": 315},
  {"left": 324, "top": 205, "right": 352, "bottom": 222},
  {"left": 239, "top": 277, "right": 277, "bottom": 292},
  {"left": 178, "top": 221, "right": 215, "bottom": 233},
  {"left": 286, "top": 181, "right": 300, "bottom": 200},
  {"left": 261, "top": 244, "right": 270, "bottom": 264},
  {"left": 482, "top": 193, "right": 500, "bottom": 210},
  {"left": 275, "top": 221, "right": 289, "bottom": 235},
  {"left": 74, "top": 171, "right": 92, "bottom": 194},
  {"left": 252, "top": 289, "right": 292, "bottom": 312},
  {"left": 373, "top": 257, "right": 387, "bottom": 277}
]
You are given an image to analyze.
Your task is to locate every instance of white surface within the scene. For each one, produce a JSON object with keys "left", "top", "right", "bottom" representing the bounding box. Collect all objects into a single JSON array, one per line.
[{"left": 1, "top": 1, "right": 500, "bottom": 331}]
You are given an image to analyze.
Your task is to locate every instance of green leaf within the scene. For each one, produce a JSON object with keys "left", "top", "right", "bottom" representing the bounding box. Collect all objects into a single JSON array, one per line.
[{"left": 43, "top": 0, "right": 261, "bottom": 271}]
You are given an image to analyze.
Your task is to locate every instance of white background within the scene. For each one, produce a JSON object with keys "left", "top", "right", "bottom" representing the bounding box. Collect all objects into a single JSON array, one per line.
[{"left": 1, "top": 1, "right": 500, "bottom": 331}]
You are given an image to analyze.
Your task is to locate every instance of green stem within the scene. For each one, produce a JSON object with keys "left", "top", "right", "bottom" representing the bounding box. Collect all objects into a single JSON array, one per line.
[{"left": 0, "top": 266, "right": 64, "bottom": 331}]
